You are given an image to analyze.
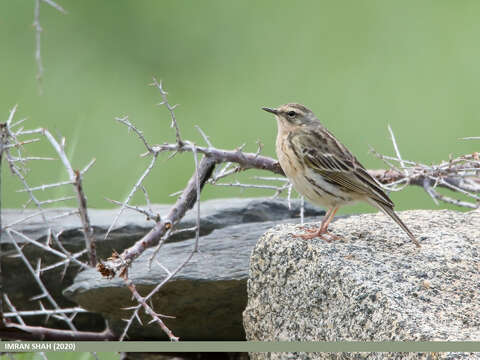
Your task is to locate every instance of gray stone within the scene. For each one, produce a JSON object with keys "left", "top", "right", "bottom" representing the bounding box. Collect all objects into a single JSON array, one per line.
[
  {"left": 64, "top": 216, "right": 320, "bottom": 340},
  {"left": 2, "top": 197, "right": 323, "bottom": 255},
  {"left": 1, "top": 197, "right": 324, "bottom": 332},
  {"left": 244, "top": 209, "right": 480, "bottom": 360}
]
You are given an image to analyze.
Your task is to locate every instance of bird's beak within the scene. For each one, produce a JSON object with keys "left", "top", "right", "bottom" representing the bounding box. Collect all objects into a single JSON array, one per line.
[{"left": 262, "top": 107, "right": 278, "bottom": 115}]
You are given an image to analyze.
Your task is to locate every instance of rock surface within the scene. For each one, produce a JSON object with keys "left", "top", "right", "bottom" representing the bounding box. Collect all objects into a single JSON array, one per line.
[
  {"left": 243, "top": 209, "right": 480, "bottom": 359},
  {"left": 64, "top": 216, "right": 319, "bottom": 340},
  {"left": 2, "top": 197, "right": 323, "bottom": 252},
  {"left": 2, "top": 197, "right": 323, "bottom": 332}
]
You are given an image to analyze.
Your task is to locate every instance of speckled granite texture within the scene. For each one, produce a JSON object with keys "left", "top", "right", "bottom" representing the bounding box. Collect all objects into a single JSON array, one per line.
[{"left": 243, "top": 209, "right": 480, "bottom": 360}]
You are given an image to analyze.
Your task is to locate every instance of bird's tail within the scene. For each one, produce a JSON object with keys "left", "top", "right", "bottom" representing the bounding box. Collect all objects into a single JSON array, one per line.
[{"left": 368, "top": 199, "right": 421, "bottom": 248}]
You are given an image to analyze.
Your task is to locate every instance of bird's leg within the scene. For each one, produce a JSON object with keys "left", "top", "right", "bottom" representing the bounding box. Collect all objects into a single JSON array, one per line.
[
  {"left": 299, "top": 206, "right": 340, "bottom": 241},
  {"left": 303, "top": 207, "right": 334, "bottom": 233}
]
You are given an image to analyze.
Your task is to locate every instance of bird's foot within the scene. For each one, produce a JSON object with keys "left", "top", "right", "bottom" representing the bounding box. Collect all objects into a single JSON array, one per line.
[{"left": 293, "top": 227, "right": 341, "bottom": 242}]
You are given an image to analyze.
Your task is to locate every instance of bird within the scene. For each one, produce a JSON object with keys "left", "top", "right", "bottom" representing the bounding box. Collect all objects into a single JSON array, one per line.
[{"left": 262, "top": 103, "right": 420, "bottom": 247}]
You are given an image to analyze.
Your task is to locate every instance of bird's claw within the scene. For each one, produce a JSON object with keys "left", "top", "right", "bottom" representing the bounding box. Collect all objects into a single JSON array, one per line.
[{"left": 293, "top": 228, "right": 341, "bottom": 242}]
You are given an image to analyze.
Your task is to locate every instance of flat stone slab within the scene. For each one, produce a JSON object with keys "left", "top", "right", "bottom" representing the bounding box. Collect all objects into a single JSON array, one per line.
[
  {"left": 64, "top": 216, "right": 320, "bottom": 340},
  {"left": 244, "top": 209, "right": 480, "bottom": 359},
  {"left": 2, "top": 197, "right": 323, "bottom": 252}
]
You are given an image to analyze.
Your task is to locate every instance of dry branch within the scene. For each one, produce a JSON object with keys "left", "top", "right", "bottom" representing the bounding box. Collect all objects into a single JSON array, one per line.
[
  {"left": 97, "top": 155, "right": 216, "bottom": 278},
  {"left": 1, "top": 106, "right": 97, "bottom": 341},
  {"left": 12, "top": 127, "right": 97, "bottom": 266},
  {"left": 0, "top": 323, "right": 115, "bottom": 341},
  {"left": 117, "top": 146, "right": 205, "bottom": 341},
  {"left": 33, "top": 0, "right": 66, "bottom": 92}
]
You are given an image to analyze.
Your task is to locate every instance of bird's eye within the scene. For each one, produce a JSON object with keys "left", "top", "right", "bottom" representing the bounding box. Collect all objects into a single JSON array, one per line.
[{"left": 287, "top": 111, "right": 296, "bottom": 118}]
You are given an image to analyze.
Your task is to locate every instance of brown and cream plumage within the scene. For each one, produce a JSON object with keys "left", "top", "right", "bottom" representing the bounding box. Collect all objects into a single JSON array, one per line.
[{"left": 263, "top": 103, "right": 420, "bottom": 247}]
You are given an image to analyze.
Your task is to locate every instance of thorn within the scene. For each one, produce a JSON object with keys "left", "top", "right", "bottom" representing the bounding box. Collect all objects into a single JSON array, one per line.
[{"left": 30, "top": 293, "right": 47, "bottom": 301}]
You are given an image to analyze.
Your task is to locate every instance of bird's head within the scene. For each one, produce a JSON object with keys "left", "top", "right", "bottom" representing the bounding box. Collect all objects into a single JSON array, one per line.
[{"left": 262, "top": 103, "right": 318, "bottom": 129}]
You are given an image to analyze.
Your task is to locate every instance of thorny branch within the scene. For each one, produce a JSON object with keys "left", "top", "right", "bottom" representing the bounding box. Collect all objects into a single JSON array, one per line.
[
  {"left": 0, "top": 323, "right": 115, "bottom": 341},
  {"left": 151, "top": 77, "right": 183, "bottom": 146},
  {"left": 120, "top": 279, "right": 177, "bottom": 341},
  {"left": 7, "top": 232, "right": 78, "bottom": 331},
  {"left": 97, "top": 156, "right": 216, "bottom": 279},
  {"left": 1, "top": 106, "right": 98, "bottom": 341},
  {"left": 11, "top": 126, "right": 97, "bottom": 266},
  {"left": 33, "top": 0, "right": 66, "bottom": 93},
  {"left": 370, "top": 130, "right": 480, "bottom": 209},
  {"left": 117, "top": 144, "right": 205, "bottom": 341}
]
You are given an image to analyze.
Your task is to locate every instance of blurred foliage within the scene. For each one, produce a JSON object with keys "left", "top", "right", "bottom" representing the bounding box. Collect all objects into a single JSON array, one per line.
[{"left": 1, "top": 0, "right": 478, "bottom": 214}]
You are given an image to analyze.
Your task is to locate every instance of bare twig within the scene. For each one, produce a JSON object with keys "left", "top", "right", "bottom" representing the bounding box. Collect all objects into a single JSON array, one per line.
[
  {"left": 3, "top": 306, "right": 87, "bottom": 319},
  {"left": 105, "top": 198, "right": 159, "bottom": 222},
  {"left": 33, "top": 0, "right": 66, "bottom": 93},
  {"left": 38, "top": 196, "right": 75, "bottom": 205},
  {"left": 3, "top": 117, "right": 94, "bottom": 276},
  {"left": 19, "top": 128, "right": 97, "bottom": 266},
  {"left": 192, "top": 145, "right": 201, "bottom": 252},
  {"left": 7, "top": 232, "right": 78, "bottom": 331},
  {"left": 0, "top": 323, "right": 115, "bottom": 341},
  {"left": 210, "top": 163, "right": 241, "bottom": 183},
  {"left": 120, "top": 279, "right": 177, "bottom": 341},
  {"left": 150, "top": 142, "right": 284, "bottom": 175},
  {"left": 104, "top": 153, "right": 158, "bottom": 240},
  {"left": 370, "top": 128, "right": 479, "bottom": 209},
  {"left": 33, "top": 0, "right": 43, "bottom": 91},
  {"left": 213, "top": 181, "right": 286, "bottom": 191},
  {"left": 81, "top": 158, "right": 97, "bottom": 174},
  {"left": 141, "top": 186, "right": 154, "bottom": 218},
  {"left": 74, "top": 170, "right": 96, "bottom": 266},
  {"left": 16, "top": 180, "right": 74, "bottom": 192},
  {"left": 151, "top": 78, "right": 182, "bottom": 146},
  {"left": 387, "top": 125, "right": 408, "bottom": 176},
  {"left": 39, "top": 249, "right": 88, "bottom": 273},
  {"left": 105, "top": 117, "right": 162, "bottom": 239},
  {"left": 115, "top": 116, "right": 152, "bottom": 153},
  {"left": 195, "top": 125, "right": 213, "bottom": 148},
  {"left": 42, "top": 0, "right": 66, "bottom": 13},
  {"left": 9, "top": 156, "right": 55, "bottom": 162},
  {"left": 121, "top": 164, "right": 204, "bottom": 341},
  {"left": 97, "top": 156, "right": 215, "bottom": 278},
  {"left": 170, "top": 226, "right": 198, "bottom": 237}
]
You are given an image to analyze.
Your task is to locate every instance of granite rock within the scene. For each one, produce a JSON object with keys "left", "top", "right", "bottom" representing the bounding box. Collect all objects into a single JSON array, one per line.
[{"left": 243, "top": 209, "right": 480, "bottom": 360}]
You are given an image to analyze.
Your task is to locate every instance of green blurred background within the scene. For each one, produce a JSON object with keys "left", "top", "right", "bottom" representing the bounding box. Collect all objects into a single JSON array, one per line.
[{"left": 1, "top": 0, "right": 478, "bottom": 214}]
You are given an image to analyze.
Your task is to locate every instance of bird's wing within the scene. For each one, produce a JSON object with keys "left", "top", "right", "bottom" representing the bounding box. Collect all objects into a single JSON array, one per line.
[{"left": 289, "top": 128, "right": 394, "bottom": 207}]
